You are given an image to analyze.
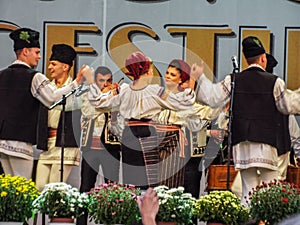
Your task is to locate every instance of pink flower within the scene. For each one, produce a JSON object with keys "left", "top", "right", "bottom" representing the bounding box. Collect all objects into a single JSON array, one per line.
[{"left": 129, "top": 184, "right": 135, "bottom": 189}]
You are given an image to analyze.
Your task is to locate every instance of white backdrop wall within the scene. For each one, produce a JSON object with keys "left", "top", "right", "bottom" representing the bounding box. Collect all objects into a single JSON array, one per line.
[{"left": 0, "top": 0, "right": 299, "bottom": 86}]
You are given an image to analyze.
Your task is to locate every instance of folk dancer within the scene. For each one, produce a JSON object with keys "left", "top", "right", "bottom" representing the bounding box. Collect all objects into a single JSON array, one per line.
[
  {"left": 0, "top": 28, "right": 85, "bottom": 179},
  {"left": 35, "top": 44, "right": 81, "bottom": 191},
  {"left": 190, "top": 36, "right": 300, "bottom": 204},
  {"left": 83, "top": 51, "right": 195, "bottom": 189}
]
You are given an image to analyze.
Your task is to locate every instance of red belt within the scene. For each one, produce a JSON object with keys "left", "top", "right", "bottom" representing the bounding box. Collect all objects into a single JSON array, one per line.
[
  {"left": 48, "top": 128, "right": 57, "bottom": 138},
  {"left": 125, "top": 120, "right": 156, "bottom": 127},
  {"left": 91, "top": 137, "right": 105, "bottom": 150}
]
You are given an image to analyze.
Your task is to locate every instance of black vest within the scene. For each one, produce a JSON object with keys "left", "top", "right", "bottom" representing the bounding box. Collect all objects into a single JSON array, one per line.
[
  {"left": 232, "top": 67, "right": 291, "bottom": 155},
  {"left": 81, "top": 112, "right": 120, "bottom": 150},
  {"left": 0, "top": 64, "right": 40, "bottom": 144},
  {"left": 36, "top": 105, "right": 81, "bottom": 151}
]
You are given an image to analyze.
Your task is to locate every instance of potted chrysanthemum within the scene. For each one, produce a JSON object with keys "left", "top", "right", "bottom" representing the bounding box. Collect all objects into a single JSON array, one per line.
[
  {"left": 153, "top": 185, "right": 196, "bottom": 225},
  {"left": 194, "top": 190, "right": 250, "bottom": 225},
  {"left": 32, "top": 182, "right": 89, "bottom": 224},
  {"left": 88, "top": 182, "right": 141, "bottom": 225},
  {"left": 249, "top": 179, "right": 300, "bottom": 225},
  {"left": 0, "top": 174, "right": 39, "bottom": 224}
]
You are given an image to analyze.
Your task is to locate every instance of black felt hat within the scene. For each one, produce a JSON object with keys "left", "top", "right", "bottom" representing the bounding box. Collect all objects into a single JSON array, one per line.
[
  {"left": 242, "top": 36, "right": 266, "bottom": 58},
  {"left": 49, "top": 44, "right": 76, "bottom": 66},
  {"left": 266, "top": 54, "right": 278, "bottom": 73},
  {"left": 9, "top": 28, "right": 40, "bottom": 51}
]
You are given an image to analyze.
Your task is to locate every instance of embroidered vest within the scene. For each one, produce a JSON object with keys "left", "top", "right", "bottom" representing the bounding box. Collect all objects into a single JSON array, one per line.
[
  {"left": 232, "top": 67, "right": 291, "bottom": 155},
  {"left": 0, "top": 64, "right": 39, "bottom": 144},
  {"left": 36, "top": 105, "right": 81, "bottom": 151}
]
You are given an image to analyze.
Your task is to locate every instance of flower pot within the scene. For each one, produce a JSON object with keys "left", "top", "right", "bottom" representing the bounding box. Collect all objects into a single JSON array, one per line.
[
  {"left": 0, "top": 222, "right": 23, "bottom": 225},
  {"left": 49, "top": 217, "right": 75, "bottom": 225},
  {"left": 157, "top": 222, "right": 176, "bottom": 225}
]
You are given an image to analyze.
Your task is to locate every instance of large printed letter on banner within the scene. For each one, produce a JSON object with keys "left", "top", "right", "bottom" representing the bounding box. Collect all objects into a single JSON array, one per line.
[
  {"left": 45, "top": 24, "right": 100, "bottom": 79},
  {"left": 107, "top": 23, "right": 161, "bottom": 83},
  {"left": 167, "top": 26, "right": 233, "bottom": 81}
]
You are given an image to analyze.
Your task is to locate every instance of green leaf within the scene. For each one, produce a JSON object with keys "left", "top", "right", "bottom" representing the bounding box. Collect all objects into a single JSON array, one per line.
[{"left": 19, "top": 31, "right": 30, "bottom": 43}]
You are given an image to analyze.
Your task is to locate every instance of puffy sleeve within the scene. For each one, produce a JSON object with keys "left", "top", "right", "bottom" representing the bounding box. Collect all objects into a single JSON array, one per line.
[
  {"left": 152, "top": 102, "right": 213, "bottom": 132},
  {"left": 192, "top": 102, "right": 221, "bottom": 120},
  {"left": 31, "top": 72, "right": 79, "bottom": 108},
  {"left": 195, "top": 74, "right": 231, "bottom": 108},
  {"left": 289, "top": 115, "right": 300, "bottom": 158},
  {"left": 155, "top": 86, "right": 195, "bottom": 110},
  {"left": 274, "top": 78, "right": 300, "bottom": 115},
  {"left": 87, "top": 83, "right": 122, "bottom": 111},
  {"left": 186, "top": 117, "right": 210, "bottom": 132}
]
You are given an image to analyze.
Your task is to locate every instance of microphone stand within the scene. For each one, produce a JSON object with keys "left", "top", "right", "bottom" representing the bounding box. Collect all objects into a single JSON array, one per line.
[
  {"left": 226, "top": 62, "right": 239, "bottom": 190},
  {"left": 39, "top": 86, "right": 80, "bottom": 225},
  {"left": 49, "top": 86, "right": 79, "bottom": 181}
]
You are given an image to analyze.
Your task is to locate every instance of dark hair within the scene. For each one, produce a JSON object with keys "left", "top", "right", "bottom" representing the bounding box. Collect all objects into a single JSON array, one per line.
[
  {"left": 168, "top": 59, "right": 190, "bottom": 83},
  {"left": 245, "top": 55, "right": 260, "bottom": 65},
  {"left": 94, "top": 66, "right": 112, "bottom": 80}
]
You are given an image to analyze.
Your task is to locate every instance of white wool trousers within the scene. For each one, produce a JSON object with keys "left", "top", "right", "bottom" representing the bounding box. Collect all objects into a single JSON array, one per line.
[
  {"left": 0, "top": 153, "right": 33, "bottom": 179},
  {"left": 240, "top": 167, "right": 278, "bottom": 206}
]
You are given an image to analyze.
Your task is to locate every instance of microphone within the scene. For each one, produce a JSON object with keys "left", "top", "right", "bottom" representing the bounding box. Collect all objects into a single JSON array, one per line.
[
  {"left": 231, "top": 55, "right": 239, "bottom": 72},
  {"left": 75, "top": 84, "right": 90, "bottom": 97}
]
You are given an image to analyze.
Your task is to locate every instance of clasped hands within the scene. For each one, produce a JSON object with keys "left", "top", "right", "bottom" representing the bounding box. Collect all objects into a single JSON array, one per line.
[{"left": 76, "top": 65, "right": 121, "bottom": 95}]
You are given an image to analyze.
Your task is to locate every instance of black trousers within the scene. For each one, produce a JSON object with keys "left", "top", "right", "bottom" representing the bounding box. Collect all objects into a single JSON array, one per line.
[
  {"left": 183, "top": 156, "right": 203, "bottom": 198},
  {"left": 76, "top": 145, "right": 120, "bottom": 225}
]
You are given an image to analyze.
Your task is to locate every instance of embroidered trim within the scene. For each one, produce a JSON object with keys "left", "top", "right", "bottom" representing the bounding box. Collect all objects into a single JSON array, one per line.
[
  {"left": 0, "top": 142, "right": 32, "bottom": 157},
  {"left": 221, "top": 80, "right": 231, "bottom": 97},
  {"left": 157, "top": 87, "right": 169, "bottom": 100},
  {"left": 33, "top": 79, "right": 51, "bottom": 98},
  {"left": 235, "top": 158, "right": 277, "bottom": 167}
]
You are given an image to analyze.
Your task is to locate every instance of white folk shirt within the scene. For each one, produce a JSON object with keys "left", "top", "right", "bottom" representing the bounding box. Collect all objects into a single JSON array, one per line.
[
  {"left": 195, "top": 64, "right": 300, "bottom": 170},
  {"left": 87, "top": 83, "right": 195, "bottom": 120},
  {"left": 0, "top": 60, "right": 79, "bottom": 160},
  {"left": 38, "top": 77, "right": 80, "bottom": 165}
]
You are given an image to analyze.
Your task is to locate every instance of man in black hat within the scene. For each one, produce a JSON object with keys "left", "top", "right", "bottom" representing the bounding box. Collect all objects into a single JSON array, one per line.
[
  {"left": 0, "top": 27, "right": 87, "bottom": 179},
  {"left": 35, "top": 44, "right": 82, "bottom": 191},
  {"left": 229, "top": 53, "right": 300, "bottom": 201},
  {"left": 190, "top": 35, "right": 300, "bottom": 205}
]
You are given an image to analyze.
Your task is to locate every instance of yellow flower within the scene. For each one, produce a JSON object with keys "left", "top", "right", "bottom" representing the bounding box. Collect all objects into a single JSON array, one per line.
[
  {"left": 195, "top": 190, "right": 250, "bottom": 225},
  {"left": 0, "top": 175, "right": 39, "bottom": 222},
  {"left": 1, "top": 191, "right": 8, "bottom": 197}
]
